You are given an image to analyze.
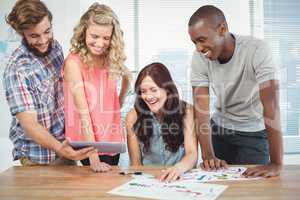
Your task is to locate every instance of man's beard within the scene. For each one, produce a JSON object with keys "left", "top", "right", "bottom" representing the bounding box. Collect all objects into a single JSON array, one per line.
[{"left": 23, "top": 38, "right": 53, "bottom": 57}]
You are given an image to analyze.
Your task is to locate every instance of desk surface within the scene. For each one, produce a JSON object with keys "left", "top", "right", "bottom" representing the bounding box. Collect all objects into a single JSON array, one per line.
[{"left": 0, "top": 165, "right": 299, "bottom": 200}]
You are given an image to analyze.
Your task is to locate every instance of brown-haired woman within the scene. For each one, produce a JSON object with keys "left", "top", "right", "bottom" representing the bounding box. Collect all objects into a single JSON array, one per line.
[{"left": 126, "top": 62, "right": 198, "bottom": 182}]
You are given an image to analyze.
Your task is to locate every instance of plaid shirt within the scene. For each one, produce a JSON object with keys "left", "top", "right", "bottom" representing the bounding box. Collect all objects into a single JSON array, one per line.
[{"left": 3, "top": 39, "right": 65, "bottom": 164}]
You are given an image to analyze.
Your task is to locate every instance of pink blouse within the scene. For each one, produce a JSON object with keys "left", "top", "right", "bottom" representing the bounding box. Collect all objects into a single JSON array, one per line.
[{"left": 63, "top": 53, "right": 124, "bottom": 148}]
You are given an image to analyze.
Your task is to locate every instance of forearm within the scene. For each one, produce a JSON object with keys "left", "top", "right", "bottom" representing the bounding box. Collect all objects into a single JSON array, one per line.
[
  {"left": 130, "top": 157, "right": 142, "bottom": 166},
  {"left": 175, "top": 151, "right": 198, "bottom": 172},
  {"left": 199, "top": 134, "right": 215, "bottom": 159},
  {"left": 119, "top": 76, "right": 130, "bottom": 104},
  {"left": 195, "top": 113, "right": 215, "bottom": 159},
  {"left": 260, "top": 80, "right": 283, "bottom": 165},
  {"left": 21, "top": 121, "right": 62, "bottom": 153},
  {"left": 264, "top": 104, "right": 283, "bottom": 165},
  {"left": 89, "top": 151, "right": 100, "bottom": 161},
  {"left": 128, "top": 146, "right": 142, "bottom": 165},
  {"left": 193, "top": 87, "right": 215, "bottom": 160},
  {"left": 127, "top": 140, "right": 142, "bottom": 166},
  {"left": 266, "top": 129, "right": 283, "bottom": 165},
  {"left": 79, "top": 113, "right": 96, "bottom": 142},
  {"left": 269, "top": 133, "right": 283, "bottom": 165}
]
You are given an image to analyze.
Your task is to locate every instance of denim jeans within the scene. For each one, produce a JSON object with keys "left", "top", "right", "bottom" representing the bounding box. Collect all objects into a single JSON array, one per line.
[{"left": 211, "top": 120, "right": 270, "bottom": 165}]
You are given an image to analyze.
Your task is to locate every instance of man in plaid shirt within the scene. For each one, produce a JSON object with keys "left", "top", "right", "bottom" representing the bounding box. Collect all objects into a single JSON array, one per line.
[{"left": 3, "top": 0, "right": 95, "bottom": 166}]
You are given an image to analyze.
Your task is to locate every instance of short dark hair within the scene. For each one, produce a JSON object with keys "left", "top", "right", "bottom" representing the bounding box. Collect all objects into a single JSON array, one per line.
[
  {"left": 6, "top": 0, "right": 52, "bottom": 34},
  {"left": 188, "top": 5, "right": 226, "bottom": 28}
]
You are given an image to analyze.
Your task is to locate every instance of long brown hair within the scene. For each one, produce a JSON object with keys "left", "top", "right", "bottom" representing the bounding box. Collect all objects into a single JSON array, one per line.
[{"left": 133, "top": 62, "right": 186, "bottom": 153}]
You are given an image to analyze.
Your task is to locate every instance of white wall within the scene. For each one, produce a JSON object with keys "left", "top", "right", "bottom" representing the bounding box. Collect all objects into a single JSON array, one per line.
[
  {"left": 0, "top": 0, "right": 17, "bottom": 173},
  {"left": 0, "top": 138, "right": 20, "bottom": 172}
]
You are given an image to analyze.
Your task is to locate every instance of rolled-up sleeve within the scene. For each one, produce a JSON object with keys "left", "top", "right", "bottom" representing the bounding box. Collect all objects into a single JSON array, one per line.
[{"left": 3, "top": 67, "right": 35, "bottom": 116}]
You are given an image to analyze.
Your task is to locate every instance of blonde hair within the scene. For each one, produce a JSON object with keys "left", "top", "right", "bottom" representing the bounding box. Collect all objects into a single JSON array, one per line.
[
  {"left": 70, "top": 3, "right": 130, "bottom": 80},
  {"left": 6, "top": 0, "right": 52, "bottom": 35}
]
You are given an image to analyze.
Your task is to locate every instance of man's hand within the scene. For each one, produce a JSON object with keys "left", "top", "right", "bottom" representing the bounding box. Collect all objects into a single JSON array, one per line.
[
  {"left": 200, "top": 156, "right": 228, "bottom": 171},
  {"left": 243, "top": 163, "right": 282, "bottom": 178},
  {"left": 56, "top": 139, "right": 97, "bottom": 161}
]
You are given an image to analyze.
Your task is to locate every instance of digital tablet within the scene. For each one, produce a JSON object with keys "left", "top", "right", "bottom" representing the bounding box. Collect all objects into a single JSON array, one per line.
[{"left": 69, "top": 141, "right": 126, "bottom": 153}]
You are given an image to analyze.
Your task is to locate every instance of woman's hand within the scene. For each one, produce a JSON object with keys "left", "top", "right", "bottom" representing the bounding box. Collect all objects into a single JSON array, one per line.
[
  {"left": 200, "top": 156, "right": 228, "bottom": 171},
  {"left": 158, "top": 165, "right": 185, "bottom": 183},
  {"left": 89, "top": 153, "right": 111, "bottom": 172}
]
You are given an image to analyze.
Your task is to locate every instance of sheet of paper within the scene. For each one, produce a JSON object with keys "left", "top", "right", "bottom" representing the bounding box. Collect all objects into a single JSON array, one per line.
[
  {"left": 108, "top": 178, "right": 227, "bottom": 200},
  {"left": 180, "top": 167, "right": 261, "bottom": 183},
  {"left": 131, "top": 172, "right": 155, "bottom": 179}
]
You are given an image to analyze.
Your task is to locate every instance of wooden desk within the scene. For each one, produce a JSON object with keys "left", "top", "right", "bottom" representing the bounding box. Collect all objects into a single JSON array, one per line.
[{"left": 0, "top": 165, "right": 299, "bottom": 200}]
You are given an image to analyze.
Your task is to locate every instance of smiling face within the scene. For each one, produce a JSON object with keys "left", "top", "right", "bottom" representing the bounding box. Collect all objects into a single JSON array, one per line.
[
  {"left": 23, "top": 16, "right": 53, "bottom": 56},
  {"left": 188, "top": 20, "right": 225, "bottom": 60},
  {"left": 85, "top": 23, "right": 113, "bottom": 57},
  {"left": 139, "top": 76, "right": 168, "bottom": 113}
]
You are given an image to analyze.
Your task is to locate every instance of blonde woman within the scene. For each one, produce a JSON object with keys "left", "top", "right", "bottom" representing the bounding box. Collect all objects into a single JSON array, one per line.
[{"left": 63, "top": 3, "right": 130, "bottom": 172}]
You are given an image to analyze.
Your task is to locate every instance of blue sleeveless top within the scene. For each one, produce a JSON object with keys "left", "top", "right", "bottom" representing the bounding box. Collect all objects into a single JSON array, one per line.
[{"left": 139, "top": 115, "right": 185, "bottom": 166}]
